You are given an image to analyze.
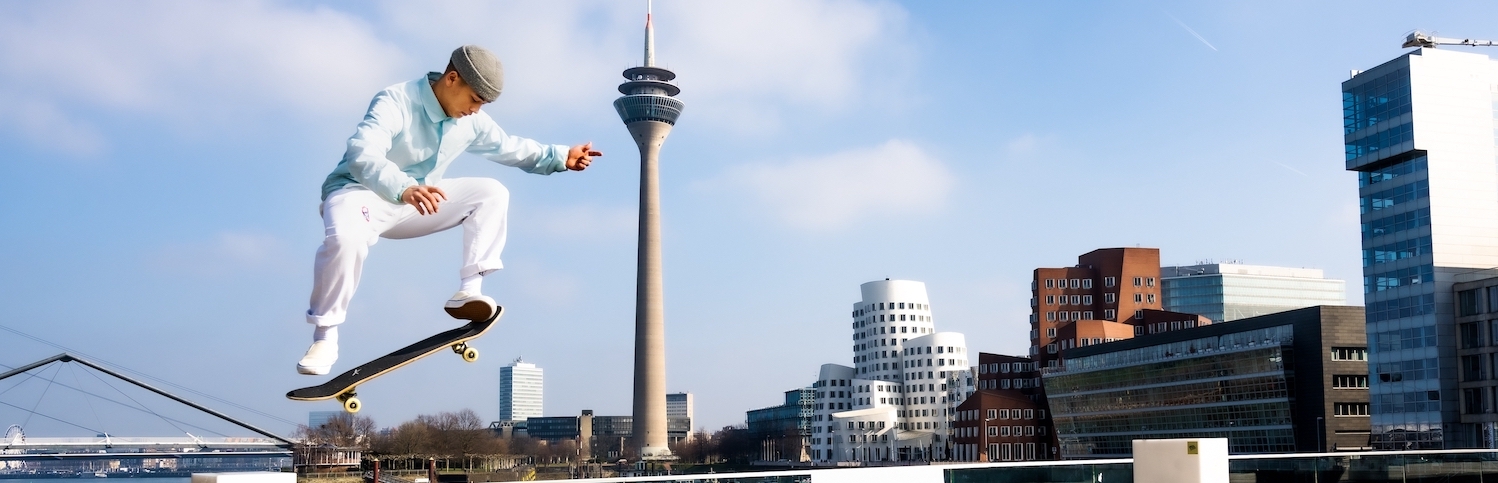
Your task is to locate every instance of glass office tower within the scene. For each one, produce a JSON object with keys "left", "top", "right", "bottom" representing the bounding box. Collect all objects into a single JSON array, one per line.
[
  {"left": 1345, "top": 47, "right": 1498, "bottom": 448},
  {"left": 1162, "top": 263, "right": 1346, "bottom": 322}
]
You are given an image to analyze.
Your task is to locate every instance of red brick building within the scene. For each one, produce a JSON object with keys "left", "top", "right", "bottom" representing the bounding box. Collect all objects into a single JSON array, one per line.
[
  {"left": 1031, "top": 247, "right": 1166, "bottom": 368},
  {"left": 951, "top": 353, "right": 1057, "bottom": 461},
  {"left": 952, "top": 389, "right": 1053, "bottom": 461}
]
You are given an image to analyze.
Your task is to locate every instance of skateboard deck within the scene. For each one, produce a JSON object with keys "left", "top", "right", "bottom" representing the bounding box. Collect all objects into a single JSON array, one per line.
[{"left": 287, "top": 307, "right": 502, "bottom": 413}]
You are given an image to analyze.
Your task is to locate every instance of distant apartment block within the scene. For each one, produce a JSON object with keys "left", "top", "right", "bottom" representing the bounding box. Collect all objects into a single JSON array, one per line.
[
  {"left": 499, "top": 359, "right": 543, "bottom": 422},
  {"left": 1346, "top": 47, "right": 1498, "bottom": 449},
  {"left": 1162, "top": 263, "right": 1347, "bottom": 322},
  {"left": 1044, "top": 306, "right": 1371, "bottom": 458}
]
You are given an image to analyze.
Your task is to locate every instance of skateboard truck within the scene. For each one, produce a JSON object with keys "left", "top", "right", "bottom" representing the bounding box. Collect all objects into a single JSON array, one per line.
[
  {"left": 337, "top": 391, "right": 360, "bottom": 413},
  {"left": 452, "top": 342, "right": 479, "bottom": 363}
]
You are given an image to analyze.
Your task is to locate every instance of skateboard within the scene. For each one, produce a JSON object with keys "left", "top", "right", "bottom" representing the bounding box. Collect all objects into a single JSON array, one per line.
[{"left": 286, "top": 307, "right": 502, "bottom": 413}]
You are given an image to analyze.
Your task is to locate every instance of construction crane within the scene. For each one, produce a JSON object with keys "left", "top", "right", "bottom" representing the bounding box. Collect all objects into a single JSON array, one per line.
[{"left": 1403, "top": 31, "right": 1498, "bottom": 48}]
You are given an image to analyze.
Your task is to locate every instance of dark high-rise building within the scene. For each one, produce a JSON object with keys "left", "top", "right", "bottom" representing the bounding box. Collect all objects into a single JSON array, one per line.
[{"left": 1044, "top": 306, "right": 1371, "bottom": 458}]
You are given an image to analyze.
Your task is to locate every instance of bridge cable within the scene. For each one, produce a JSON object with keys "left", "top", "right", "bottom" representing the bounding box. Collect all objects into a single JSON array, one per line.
[
  {"left": 0, "top": 363, "right": 229, "bottom": 438},
  {"left": 66, "top": 364, "right": 108, "bottom": 437},
  {"left": 0, "top": 361, "right": 231, "bottom": 438},
  {"left": 0, "top": 360, "right": 245, "bottom": 441},
  {"left": 80, "top": 362, "right": 195, "bottom": 438},
  {"left": 0, "top": 398, "right": 101, "bottom": 435},
  {"left": 17, "top": 364, "right": 62, "bottom": 432},
  {"left": 0, "top": 323, "right": 300, "bottom": 428}
]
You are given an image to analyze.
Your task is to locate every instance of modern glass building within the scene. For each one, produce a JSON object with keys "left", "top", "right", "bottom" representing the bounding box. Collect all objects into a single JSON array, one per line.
[
  {"left": 1161, "top": 263, "right": 1347, "bottom": 322},
  {"left": 499, "top": 359, "right": 543, "bottom": 422},
  {"left": 1345, "top": 47, "right": 1498, "bottom": 449},
  {"left": 1043, "top": 306, "right": 1370, "bottom": 458}
]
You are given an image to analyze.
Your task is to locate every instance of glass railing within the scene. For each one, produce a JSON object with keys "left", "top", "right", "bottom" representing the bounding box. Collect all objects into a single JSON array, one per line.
[{"left": 546, "top": 449, "right": 1498, "bottom": 482}]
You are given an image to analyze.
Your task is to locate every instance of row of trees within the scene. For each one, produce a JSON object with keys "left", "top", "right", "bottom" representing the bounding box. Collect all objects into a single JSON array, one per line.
[{"left": 297, "top": 410, "right": 794, "bottom": 466}]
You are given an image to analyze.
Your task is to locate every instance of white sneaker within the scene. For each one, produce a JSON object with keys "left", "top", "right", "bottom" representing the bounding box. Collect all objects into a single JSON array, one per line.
[
  {"left": 444, "top": 291, "right": 497, "bottom": 321},
  {"left": 297, "top": 340, "right": 338, "bottom": 375}
]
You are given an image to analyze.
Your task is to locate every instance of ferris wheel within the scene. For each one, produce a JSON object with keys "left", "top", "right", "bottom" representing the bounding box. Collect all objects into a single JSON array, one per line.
[{"left": 3, "top": 425, "right": 22, "bottom": 445}]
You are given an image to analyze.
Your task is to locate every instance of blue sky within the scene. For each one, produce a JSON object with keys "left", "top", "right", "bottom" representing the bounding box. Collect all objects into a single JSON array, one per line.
[{"left": 1, "top": 0, "right": 1495, "bottom": 437}]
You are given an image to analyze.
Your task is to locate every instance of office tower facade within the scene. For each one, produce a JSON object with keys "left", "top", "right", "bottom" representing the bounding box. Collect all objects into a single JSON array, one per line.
[
  {"left": 1453, "top": 271, "right": 1498, "bottom": 447},
  {"left": 1044, "top": 306, "right": 1371, "bottom": 457},
  {"left": 808, "top": 279, "right": 976, "bottom": 463},
  {"left": 1345, "top": 47, "right": 1498, "bottom": 449},
  {"left": 1162, "top": 263, "right": 1348, "bottom": 322},
  {"left": 615, "top": 4, "right": 684, "bottom": 459},
  {"left": 1031, "top": 248, "right": 1164, "bottom": 367},
  {"left": 499, "top": 359, "right": 543, "bottom": 422}
]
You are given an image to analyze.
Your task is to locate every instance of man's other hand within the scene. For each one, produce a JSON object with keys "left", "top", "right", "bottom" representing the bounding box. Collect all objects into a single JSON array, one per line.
[
  {"left": 402, "top": 185, "right": 448, "bottom": 215},
  {"left": 566, "top": 142, "right": 603, "bottom": 171}
]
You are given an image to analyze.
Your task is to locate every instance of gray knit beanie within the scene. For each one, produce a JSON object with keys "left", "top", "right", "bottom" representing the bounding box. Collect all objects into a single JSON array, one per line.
[{"left": 451, "top": 45, "right": 503, "bottom": 102}]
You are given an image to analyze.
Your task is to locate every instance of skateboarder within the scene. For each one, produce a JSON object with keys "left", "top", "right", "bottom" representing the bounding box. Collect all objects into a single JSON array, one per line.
[{"left": 297, "top": 45, "right": 600, "bottom": 375}]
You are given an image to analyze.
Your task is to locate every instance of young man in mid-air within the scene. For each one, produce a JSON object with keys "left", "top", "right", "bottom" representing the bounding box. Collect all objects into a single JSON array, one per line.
[{"left": 297, "top": 45, "right": 601, "bottom": 375}]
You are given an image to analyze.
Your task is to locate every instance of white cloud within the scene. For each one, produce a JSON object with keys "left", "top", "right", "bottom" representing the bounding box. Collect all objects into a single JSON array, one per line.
[
  {"left": 698, "top": 140, "right": 954, "bottom": 231},
  {"left": 150, "top": 231, "right": 291, "bottom": 276},
  {"left": 0, "top": 0, "right": 408, "bottom": 154},
  {"left": 372, "top": 0, "right": 913, "bottom": 132}
]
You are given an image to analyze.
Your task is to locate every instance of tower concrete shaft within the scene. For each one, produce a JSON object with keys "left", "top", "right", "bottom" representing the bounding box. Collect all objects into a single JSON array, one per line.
[
  {"left": 614, "top": 2, "right": 683, "bottom": 460},
  {"left": 630, "top": 120, "right": 671, "bottom": 458}
]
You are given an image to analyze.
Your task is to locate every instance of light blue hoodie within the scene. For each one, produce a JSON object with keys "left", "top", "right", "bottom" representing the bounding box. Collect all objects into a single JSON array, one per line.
[{"left": 322, "top": 73, "right": 569, "bottom": 203}]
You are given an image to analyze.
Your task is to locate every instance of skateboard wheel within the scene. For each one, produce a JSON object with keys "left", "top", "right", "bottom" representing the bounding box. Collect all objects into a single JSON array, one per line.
[
  {"left": 462, "top": 347, "right": 479, "bottom": 363},
  {"left": 452, "top": 343, "right": 467, "bottom": 354},
  {"left": 342, "top": 397, "right": 361, "bottom": 413}
]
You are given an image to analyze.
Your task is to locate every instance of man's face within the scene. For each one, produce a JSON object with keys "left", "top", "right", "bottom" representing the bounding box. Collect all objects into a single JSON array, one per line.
[{"left": 434, "top": 70, "right": 487, "bottom": 118}]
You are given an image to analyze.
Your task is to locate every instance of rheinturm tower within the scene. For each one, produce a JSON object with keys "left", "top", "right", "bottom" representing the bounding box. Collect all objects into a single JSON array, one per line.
[{"left": 614, "top": 2, "right": 683, "bottom": 460}]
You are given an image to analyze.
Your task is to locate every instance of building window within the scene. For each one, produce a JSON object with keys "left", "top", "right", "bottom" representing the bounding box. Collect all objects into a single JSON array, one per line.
[
  {"left": 1134, "top": 310, "right": 1143, "bottom": 320},
  {"left": 1070, "top": 279, "right": 1080, "bottom": 289},
  {"left": 1000, "top": 426, "right": 1011, "bottom": 436},
  {"left": 1070, "top": 295, "right": 1080, "bottom": 305},
  {"left": 1105, "top": 277, "right": 1116, "bottom": 287},
  {"left": 1045, "top": 279, "right": 1054, "bottom": 289},
  {"left": 1147, "top": 294, "right": 1156, "bottom": 304},
  {"left": 1046, "top": 328, "right": 1056, "bottom": 338},
  {"left": 1105, "top": 293, "right": 1116, "bottom": 304},
  {"left": 1134, "top": 293, "right": 1143, "bottom": 303},
  {"left": 1462, "top": 322, "right": 1484, "bottom": 349},
  {"left": 1333, "top": 374, "right": 1369, "bottom": 389},
  {"left": 1331, "top": 347, "right": 1367, "bottom": 361},
  {"left": 1083, "top": 295, "right": 1093, "bottom": 305},
  {"left": 1083, "top": 311, "right": 1093, "bottom": 319},
  {"left": 987, "top": 426, "right": 998, "bottom": 437},
  {"left": 1046, "top": 295, "right": 1055, "bottom": 305},
  {"left": 1133, "top": 277, "right": 1142, "bottom": 287},
  {"left": 1105, "top": 309, "right": 1116, "bottom": 319},
  {"left": 1134, "top": 325, "right": 1143, "bottom": 335},
  {"left": 1082, "top": 279, "right": 1092, "bottom": 289},
  {"left": 1334, "top": 402, "right": 1370, "bottom": 417},
  {"left": 1146, "top": 277, "right": 1155, "bottom": 287}
]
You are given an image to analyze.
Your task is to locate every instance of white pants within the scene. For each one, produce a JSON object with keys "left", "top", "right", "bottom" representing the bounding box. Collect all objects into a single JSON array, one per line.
[{"left": 306, "top": 177, "right": 509, "bottom": 327}]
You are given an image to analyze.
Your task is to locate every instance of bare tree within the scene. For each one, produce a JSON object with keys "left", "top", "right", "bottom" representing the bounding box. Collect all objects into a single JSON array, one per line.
[{"left": 296, "top": 413, "right": 376, "bottom": 448}]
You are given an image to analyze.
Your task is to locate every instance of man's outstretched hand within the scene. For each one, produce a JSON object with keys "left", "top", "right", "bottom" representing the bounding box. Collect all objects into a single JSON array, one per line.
[
  {"left": 566, "top": 143, "right": 602, "bottom": 171},
  {"left": 402, "top": 185, "right": 447, "bottom": 215}
]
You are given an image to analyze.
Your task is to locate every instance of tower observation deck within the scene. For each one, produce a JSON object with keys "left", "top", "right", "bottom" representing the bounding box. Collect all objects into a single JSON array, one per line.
[{"left": 616, "top": 1, "right": 682, "bottom": 461}]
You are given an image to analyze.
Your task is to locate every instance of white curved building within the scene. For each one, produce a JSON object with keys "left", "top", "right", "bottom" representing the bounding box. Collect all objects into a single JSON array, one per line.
[{"left": 807, "top": 280, "right": 975, "bottom": 463}]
